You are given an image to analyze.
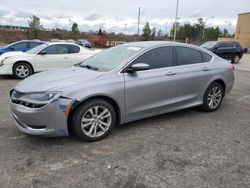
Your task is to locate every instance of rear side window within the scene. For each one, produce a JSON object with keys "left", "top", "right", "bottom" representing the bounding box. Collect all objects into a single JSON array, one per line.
[
  {"left": 43, "top": 44, "right": 69, "bottom": 54},
  {"left": 11, "top": 42, "right": 28, "bottom": 50},
  {"left": 69, "top": 45, "right": 80, "bottom": 53},
  {"left": 223, "top": 43, "right": 234, "bottom": 48},
  {"left": 132, "top": 46, "right": 174, "bottom": 70},
  {"left": 233, "top": 42, "right": 241, "bottom": 48},
  {"left": 29, "top": 42, "right": 43, "bottom": 48},
  {"left": 201, "top": 51, "right": 212, "bottom": 62},
  {"left": 175, "top": 46, "right": 203, "bottom": 65}
]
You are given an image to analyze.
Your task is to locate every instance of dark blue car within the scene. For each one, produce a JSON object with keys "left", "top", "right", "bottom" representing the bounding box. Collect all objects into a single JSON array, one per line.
[{"left": 0, "top": 40, "right": 44, "bottom": 55}]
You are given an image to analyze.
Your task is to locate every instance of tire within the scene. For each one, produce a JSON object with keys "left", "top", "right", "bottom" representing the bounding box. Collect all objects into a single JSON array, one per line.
[
  {"left": 231, "top": 54, "right": 240, "bottom": 64},
  {"left": 72, "top": 99, "right": 116, "bottom": 142},
  {"left": 13, "top": 62, "right": 32, "bottom": 79},
  {"left": 202, "top": 82, "right": 224, "bottom": 112}
]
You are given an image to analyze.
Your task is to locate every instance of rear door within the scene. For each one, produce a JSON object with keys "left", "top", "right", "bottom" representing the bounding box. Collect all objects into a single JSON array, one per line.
[
  {"left": 124, "top": 46, "right": 178, "bottom": 119},
  {"left": 34, "top": 44, "right": 71, "bottom": 71},
  {"left": 68, "top": 45, "right": 83, "bottom": 65},
  {"left": 174, "top": 46, "right": 213, "bottom": 105}
]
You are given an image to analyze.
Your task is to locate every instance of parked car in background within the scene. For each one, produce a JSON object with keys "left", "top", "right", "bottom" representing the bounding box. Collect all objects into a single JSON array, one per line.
[
  {"left": 10, "top": 41, "right": 234, "bottom": 142},
  {"left": 0, "top": 40, "right": 44, "bottom": 55},
  {"left": 201, "top": 41, "right": 243, "bottom": 64},
  {"left": 67, "top": 39, "right": 75, "bottom": 43},
  {"left": 76, "top": 39, "right": 92, "bottom": 48},
  {"left": 0, "top": 42, "right": 100, "bottom": 79}
]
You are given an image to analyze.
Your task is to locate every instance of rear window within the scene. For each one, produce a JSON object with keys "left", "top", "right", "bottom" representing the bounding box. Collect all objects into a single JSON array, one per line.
[
  {"left": 201, "top": 51, "right": 212, "bottom": 62},
  {"left": 175, "top": 46, "right": 203, "bottom": 65},
  {"left": 69, "top": 45, "right": 80, "bottom": 53},
  {"left": 233, "top": 42, "right": 241, "bottom": 48}
]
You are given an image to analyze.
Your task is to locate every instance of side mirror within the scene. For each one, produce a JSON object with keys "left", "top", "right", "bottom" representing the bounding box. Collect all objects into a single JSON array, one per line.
[
  {"left": 38, "top": 51, "right": 47, "bottom": 55},
  {"left": 124, "top": 63, "right": 150, "bottom": 73}
]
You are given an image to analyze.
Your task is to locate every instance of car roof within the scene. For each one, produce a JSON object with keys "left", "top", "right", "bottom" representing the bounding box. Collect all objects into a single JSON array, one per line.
[
  {"left": 45, "top": 42, "right": 80, "bottom": 46},
  {"left": 121, "top": 41, "right": 205, "bottom": 50},
  {"left": 18, "top": 40, "right": 45, "bottom": 43}
]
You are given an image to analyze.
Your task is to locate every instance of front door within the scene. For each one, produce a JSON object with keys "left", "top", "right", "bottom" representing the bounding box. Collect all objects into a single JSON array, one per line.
[
  {"left": 34, "top": 44, "right": 71, "bottom": 71},
  {"left": 124, "top": 46, "right": 178, "bottom": 119}
]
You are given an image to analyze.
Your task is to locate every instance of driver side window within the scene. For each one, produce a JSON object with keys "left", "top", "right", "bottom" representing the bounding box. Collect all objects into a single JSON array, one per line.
[{"left": 131, "top": 46, "right": 174, "bottom": 70}]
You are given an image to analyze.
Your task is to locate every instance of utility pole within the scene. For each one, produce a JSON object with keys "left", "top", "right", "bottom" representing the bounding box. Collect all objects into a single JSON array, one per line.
[
  {"left": 173, "top": 0, "right": 179, "bottom": 41},
  {"left": 137, "top": 7, "right": 141, "bottom": 39}
]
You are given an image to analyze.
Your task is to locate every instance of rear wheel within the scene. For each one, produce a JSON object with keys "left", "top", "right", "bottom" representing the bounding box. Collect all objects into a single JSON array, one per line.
[
  {"left": 202, "top": 82, "right": 224, "bottom": 112},
  {"left": 231, "top": 54, "right": 240, "bottom": 64},
  {"left": 72, "top": 99, "right": 116, "bottom": 142},
  {"left": 13, "top": 62, "right": 32, "bottom": 79}
]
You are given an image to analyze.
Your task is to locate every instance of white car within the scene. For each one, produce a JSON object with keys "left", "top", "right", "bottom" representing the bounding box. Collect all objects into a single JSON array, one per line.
[{"left": 0, "top": 42, "right": 100, "bottom": 79}]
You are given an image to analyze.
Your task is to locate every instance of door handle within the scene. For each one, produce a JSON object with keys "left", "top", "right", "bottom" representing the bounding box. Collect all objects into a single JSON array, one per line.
[
  {"left": 165, "top": 71, "right": 176, "bottom": 76},
  {"left": 64, "top": 57, "right": 69, "bottom": 60},
  {"left": 201, "top": 67, "right": 210, "bottom": 71}
]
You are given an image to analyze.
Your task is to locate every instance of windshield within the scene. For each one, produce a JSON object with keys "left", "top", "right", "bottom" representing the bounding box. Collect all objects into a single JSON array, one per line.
[
  {"left": 201, "top": 41, "right": 218, "bottom": 49},
  {"left": 26, "top": 43, "right": 48, "bottom": 54},
  {"left": 79, "top": 45, "right": 142, "bottom": 72}
]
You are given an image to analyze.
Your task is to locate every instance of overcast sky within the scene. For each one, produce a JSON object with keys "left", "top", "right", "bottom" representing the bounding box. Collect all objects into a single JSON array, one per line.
[{"left": 0, "top": 0, "right": 249, "bottom": 34}]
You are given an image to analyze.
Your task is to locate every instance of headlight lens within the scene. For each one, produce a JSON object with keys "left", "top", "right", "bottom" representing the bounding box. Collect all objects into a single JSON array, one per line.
[
  {"left": 0, "top": 59, "right": 4, "bottom": 66},
  {"left": 13, "top": 91, "right": 61, "bottom": 105}
]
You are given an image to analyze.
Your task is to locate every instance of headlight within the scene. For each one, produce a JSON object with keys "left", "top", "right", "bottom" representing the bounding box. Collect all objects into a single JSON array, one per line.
[
  {"left": 0, "top": 59, "right": 4, "bottom": 66},
  {"left": 0, "top": 57, "right": 10, "bottom": 66},
  {"left": 12, "top": 91, "right": 61, "bottom": 105}
]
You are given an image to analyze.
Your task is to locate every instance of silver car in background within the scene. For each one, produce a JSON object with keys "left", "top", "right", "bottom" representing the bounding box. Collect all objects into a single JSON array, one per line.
[{"left": 10, "top": 41, "right": 234, "bottom": 142}]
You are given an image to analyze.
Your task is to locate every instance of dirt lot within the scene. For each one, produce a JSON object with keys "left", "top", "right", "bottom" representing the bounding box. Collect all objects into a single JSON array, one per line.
[{"left": 0, "top": 65, "right": 250, "bottom": 187}]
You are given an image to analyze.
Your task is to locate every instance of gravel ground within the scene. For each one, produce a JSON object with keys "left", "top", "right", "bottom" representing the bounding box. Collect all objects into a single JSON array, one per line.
[{"left": 0, "top": 69, "right": 250, "bottom": 188}]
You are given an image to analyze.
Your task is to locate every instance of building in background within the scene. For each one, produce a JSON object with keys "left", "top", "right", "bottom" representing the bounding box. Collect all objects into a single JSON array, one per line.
[{"left": 235, "top": 12, "right": 250, "bottom": 48}]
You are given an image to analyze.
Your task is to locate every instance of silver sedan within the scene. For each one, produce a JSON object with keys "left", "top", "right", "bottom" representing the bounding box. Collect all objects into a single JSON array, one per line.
[{"left": 10, "top": 41, "right": 234, "bottom": 141}]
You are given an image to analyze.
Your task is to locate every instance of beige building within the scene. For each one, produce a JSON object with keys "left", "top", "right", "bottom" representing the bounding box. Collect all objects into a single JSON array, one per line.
[{"left": 235, "top": 12, "right": 250, "bottom": 48}]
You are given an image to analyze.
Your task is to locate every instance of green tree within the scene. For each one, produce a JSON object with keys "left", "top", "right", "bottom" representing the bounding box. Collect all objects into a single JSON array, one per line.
[
  {"left": 221, "top": 28, "right": 229, "bottom": 37},
  {"left": 142, "top": 22, "right": 151, "bottom": 40},
  {"left": 71, "top": 22, "right": 79, "bottom": 33},
  {"left": 28, "top": 15, "right": 43, "bottom": 38},
  {"left": 98, "top": 28, "right": 103, "bottom": 36}
]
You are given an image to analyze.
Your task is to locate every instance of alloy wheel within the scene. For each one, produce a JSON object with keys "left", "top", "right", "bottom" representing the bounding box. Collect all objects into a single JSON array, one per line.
[
  {"left": 234, "top": 55, "right": 240, "bottom": 64},
  {"left": 81, "top": 105, "right": 112, "bottom": 138},
  {"left": 207, "top": 86, "right": 222, "bottom": 109},
  {"left": 15, "top": 65, "right": 30, "bottom": 78}
]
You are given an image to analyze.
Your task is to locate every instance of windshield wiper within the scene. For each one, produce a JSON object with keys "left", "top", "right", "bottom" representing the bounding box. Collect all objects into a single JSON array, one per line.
[{"left": 79, "top": 64, "right": 99, "bottom": 71}]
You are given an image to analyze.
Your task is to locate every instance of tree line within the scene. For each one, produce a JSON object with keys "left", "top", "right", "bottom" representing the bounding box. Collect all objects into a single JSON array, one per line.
[{"left": 142, "top": 18, "right": 233, "bottom": 41}]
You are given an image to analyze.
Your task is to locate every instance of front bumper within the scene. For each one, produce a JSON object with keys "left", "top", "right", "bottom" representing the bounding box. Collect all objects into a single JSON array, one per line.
[
  {"left": 0, "top": 64, "right": 13, "bottom": 75},
  {"left": 10, "top": 97, "right": 73, "bottom": 137}
]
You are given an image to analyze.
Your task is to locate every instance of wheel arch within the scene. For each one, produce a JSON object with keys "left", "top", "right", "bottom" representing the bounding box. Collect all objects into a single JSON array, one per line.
[
  {"left": 12, "top": 61, "right": 34, "bottom": 74},
  {"left": 67, "top": 95, "right": 121, "bottom": 135},
  {"left": 208, "top": 79, "right": 226, "bottom": 97}
]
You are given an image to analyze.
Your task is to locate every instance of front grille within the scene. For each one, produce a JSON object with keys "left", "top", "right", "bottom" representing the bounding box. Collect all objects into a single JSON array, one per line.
[{"left": 11, "top": 99, "right": 45, "bottom": 108}]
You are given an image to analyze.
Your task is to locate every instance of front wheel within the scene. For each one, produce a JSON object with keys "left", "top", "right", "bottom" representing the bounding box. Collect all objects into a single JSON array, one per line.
[
  {"left": 13, "top": 63, "right": 32, "bottom": 79},
  {"left": 202, "top": 82, "right": 224, "bottom": 112},
  {"left": 72, "top": 99, "right": 116, "bottom": 142}
]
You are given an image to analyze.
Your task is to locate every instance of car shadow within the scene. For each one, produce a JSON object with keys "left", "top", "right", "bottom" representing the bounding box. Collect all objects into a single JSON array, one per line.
[
  {"left": 19, "top": 107, "right": 203, "bottom": 146},
  {"left": 0, "top": 75, "right": 18, "bottom": 80}
]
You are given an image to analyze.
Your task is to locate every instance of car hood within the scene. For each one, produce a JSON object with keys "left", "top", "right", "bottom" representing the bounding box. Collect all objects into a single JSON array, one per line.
[
  {"left": 0, "top": 51, "right": 24, "bottom": 60},
  {"left": 15, "top": 66, "right": 103, "bottom": 93}
]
